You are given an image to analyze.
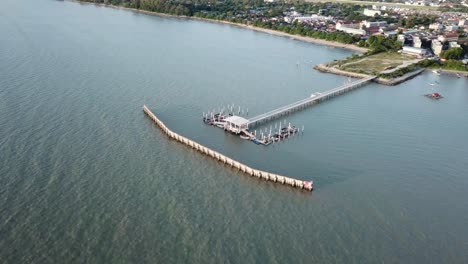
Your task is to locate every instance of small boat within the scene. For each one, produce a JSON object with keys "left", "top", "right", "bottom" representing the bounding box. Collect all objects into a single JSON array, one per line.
[
  {"left": 252, "top": 139, "right": 262, "bottom": 145},
  {"left": 424, "top": 92, "right": 443, "bottom": 100},
  {"left": 303, "top": 181, "right": 314, "bottom": 190},
  {"left": 429, "top": 83, "right": 435, "bottom": 86},
  {"left": 456, "top": 73, "right": 461, "bottom": 78},
  {"left": 240, "top": 135, "right": 250, "bottom": 140}
]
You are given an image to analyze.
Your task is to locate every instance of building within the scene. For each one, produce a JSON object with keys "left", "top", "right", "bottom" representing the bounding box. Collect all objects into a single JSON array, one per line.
[
  {"left": 224, "top": 116, "right": 249, "bottom": 134},
  {"left": 402, "top": 46, "right": 429, "bottom": 57},
  {"left": 431, "top": 40, "right": 444, "bottom": 56},
  {"left": 397, "top": 34, "right": 406, "bottom": 43},
  {"left": 336, "top": 21, "right": 360, "bottom": 30},
  {"left": 384, "top": 31, "right": 398, "bottom": 37},
  {"left": 402, "top": 30, "right": 419, "bottom": 35},
  {"left": 335, "top": 21, "right": 366, "bottom": 35},
  {"left": 336, "top": 26, "right": 366, "bottom": 35},
  {"left": 363, "top": 9, "right": 381, "bottom": 17},
  {"left": 291, "top": 15, "right": 332, "bottom": 23},
  {"left": 445, "top": 25, "right": 459, "bottom": 31},
  {"left": 362, "top": 21, "right": 388, "bottom": 28},
  {"left": 459, "top": 19, "right": 468, "bottom": 27},
  {"left": 413, "top": 36, "right": 422, "bottom": 48},
  {"left": 449, "top": 42, "right": 461, "bottom": 48},
  {"left": 438, "top": 33, "right": 459, "bottom": 43},
  {"left": 429, "top": 23, "right": 443, "bottom": 31}
]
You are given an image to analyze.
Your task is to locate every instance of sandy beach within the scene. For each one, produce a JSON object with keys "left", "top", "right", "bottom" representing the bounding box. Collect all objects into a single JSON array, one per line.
[{"left": 71, "top": 0, "right": 368, "bottom": 53}]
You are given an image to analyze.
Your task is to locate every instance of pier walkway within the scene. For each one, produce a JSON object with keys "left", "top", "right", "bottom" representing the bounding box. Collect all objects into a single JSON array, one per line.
[
  {"left": 248, "top": 76, "right": 376, "bottom": 126},
  {"left": 143, "top": 105, "right": 313, "bottom": 192}
]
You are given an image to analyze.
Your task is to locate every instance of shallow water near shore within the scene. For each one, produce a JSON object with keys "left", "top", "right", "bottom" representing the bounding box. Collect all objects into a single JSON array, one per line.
[{"left": 1, "top": 0, "right": 468, "bottom": 263}]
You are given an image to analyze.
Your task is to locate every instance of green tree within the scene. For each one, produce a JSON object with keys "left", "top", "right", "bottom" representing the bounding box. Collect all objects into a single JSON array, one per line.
[{"left": 441, "top": 47, "right": 465, "bottom": 60}]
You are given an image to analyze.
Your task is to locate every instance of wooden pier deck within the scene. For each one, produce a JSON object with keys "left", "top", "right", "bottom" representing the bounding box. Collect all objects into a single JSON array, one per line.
[
  {"left": 143, "top": 105, "right": 313, "bottom": 192},
  {"left": 248, "top": 76, "right": 376, "bottom": 127}
]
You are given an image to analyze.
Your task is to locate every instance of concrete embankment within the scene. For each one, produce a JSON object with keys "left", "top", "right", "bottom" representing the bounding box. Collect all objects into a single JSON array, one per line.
[
  {"left": 314, "top": 64, "right": 372, "bottom": 79},
  {"left": 375, "top": 68, "right": 425, "bottom": 86},
  {"left": 143, "top": 105, "right": 313, "bottom": 192},
  {"left": 315, "top": 64, "right": 426, "bottom": 85}
]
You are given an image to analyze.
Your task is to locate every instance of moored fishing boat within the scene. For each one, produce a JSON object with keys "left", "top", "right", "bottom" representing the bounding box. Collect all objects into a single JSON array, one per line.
[{"left": 424, "top": 92, "right": 443, "bottom": 100}]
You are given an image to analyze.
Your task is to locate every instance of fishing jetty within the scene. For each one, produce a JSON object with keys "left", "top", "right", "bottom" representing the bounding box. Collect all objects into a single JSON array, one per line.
[
  {"left": 143, "top": 105, "right": 314, "bottom": 191},
  {"left": 247, "top": 76, "right": 376, "bottom": 126},
  {"left": 202, "top": 76, "right": 376, "bottom": 145}
]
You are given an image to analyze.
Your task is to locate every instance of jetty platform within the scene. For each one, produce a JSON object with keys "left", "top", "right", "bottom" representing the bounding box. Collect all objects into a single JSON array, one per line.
[
  {"left": 248, "top": 76, "right": 376, "bottom": 127},
  {"left": 143, "top": 105, "right": 313, "bottom": 191}
]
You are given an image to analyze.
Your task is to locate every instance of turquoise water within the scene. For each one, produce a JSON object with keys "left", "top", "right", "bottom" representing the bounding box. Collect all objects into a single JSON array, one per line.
[{"left": 1, "top": 0, "right": 468, "bottom": 263}]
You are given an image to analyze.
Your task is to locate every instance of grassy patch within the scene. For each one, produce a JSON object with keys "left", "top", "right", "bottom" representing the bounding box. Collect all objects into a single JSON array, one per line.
[{"left": 332, "top": 52, "right": 419, "bottom": 75}]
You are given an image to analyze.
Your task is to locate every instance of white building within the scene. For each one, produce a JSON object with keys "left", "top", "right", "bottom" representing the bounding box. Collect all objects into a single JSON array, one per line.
[
  {"left": 397, "top": 34, "right": 406, "bottom": 43},
  {"left": 336, "top": 22, "right": 360, "bottom": 30},
  {"left": 363, "top": 9, "right": 381, "bottom": 17},
  {"left": 402, "top": 46, "right": 429, "bottom": 57},
  {"left": 362, "top": 21, "right": 388, "bottom": 28},
  {"left": 449, "top": 42, "right": 461, "bottom": 48},
  {"left": 294, "top": 15, "right": 332, "bottom": 23},
  {"left": 432, "top": 40, "right": 444, "bottom": 56},
  {"left": 429, "top": 23, "right": 443, "bottom": 30},
  {"left": 336, "top": 26, "right": 366, "bottom": 35},
  {"left": 413, "top": 36, "right": 422, "bottom": 48},
  {"left": 445, "top": 25, "right": 459, "bottom": 31}
]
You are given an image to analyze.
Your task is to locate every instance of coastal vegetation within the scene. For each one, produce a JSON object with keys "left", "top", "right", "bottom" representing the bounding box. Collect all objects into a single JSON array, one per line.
[
  {"left": 378, "top": 59, "right": 468, "bottom": 79},
  {"left": 78, "top": 0, "right": 467, "bottom": 80},
  {"left": 77, "top": 0, "right": 366, "bottom": 46},
  {"left": 440, "top": 47, "right": 465, "bottom": 60},
  {"left": 432, "top": 60, "right": 468, "bottom": 72},
  {"left": 357, "top": 35, "right": 403, "bottom": 54},
  {"left": 250, "top": 20, "right": 359, "bottom": 44},
  {"left": 377, "top": 59, "right": 435, "bottom": 79}
]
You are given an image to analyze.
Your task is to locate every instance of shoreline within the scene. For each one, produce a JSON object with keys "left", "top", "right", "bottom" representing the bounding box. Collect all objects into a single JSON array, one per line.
[
  {"left": 426, "top": 68, "right": 468, "bottom": 76},
  {"left": 314, "top": 64, "right": 372, "bottom": 79},
  {"left": 375, "top": 68, "right": 425, "bottom": 85},
  {"left": 314, "top": 63, "right": 427, "bottom": 85},
  {"left": 70, "top": 0, "right": 368, "bottom": 53}
]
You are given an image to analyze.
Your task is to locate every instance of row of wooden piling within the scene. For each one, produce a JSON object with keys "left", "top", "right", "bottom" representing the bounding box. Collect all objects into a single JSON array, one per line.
[{"left": 143, "top": 105, "right": 313, "bottom": 191}]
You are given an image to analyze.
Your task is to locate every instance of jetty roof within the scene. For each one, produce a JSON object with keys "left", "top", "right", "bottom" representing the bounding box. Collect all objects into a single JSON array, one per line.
[{"left": 225, "top": 116, "right": 249, "bottom": 127}]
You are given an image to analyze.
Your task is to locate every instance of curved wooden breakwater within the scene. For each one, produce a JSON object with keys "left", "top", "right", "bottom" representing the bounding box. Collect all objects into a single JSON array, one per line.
[{"left": 143, "top": 105, "right": 313, "bottom": 192}]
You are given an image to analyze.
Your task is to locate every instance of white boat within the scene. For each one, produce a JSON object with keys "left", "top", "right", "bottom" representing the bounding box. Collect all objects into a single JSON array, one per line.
[{"left": 213, "top": 121, "right": 226, "bottom": 128}]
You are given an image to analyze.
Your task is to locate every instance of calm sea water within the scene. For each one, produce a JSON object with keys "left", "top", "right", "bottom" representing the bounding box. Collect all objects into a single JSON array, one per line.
[{"left": 1, "top": 0, "right": 468, "bottom": 263}]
